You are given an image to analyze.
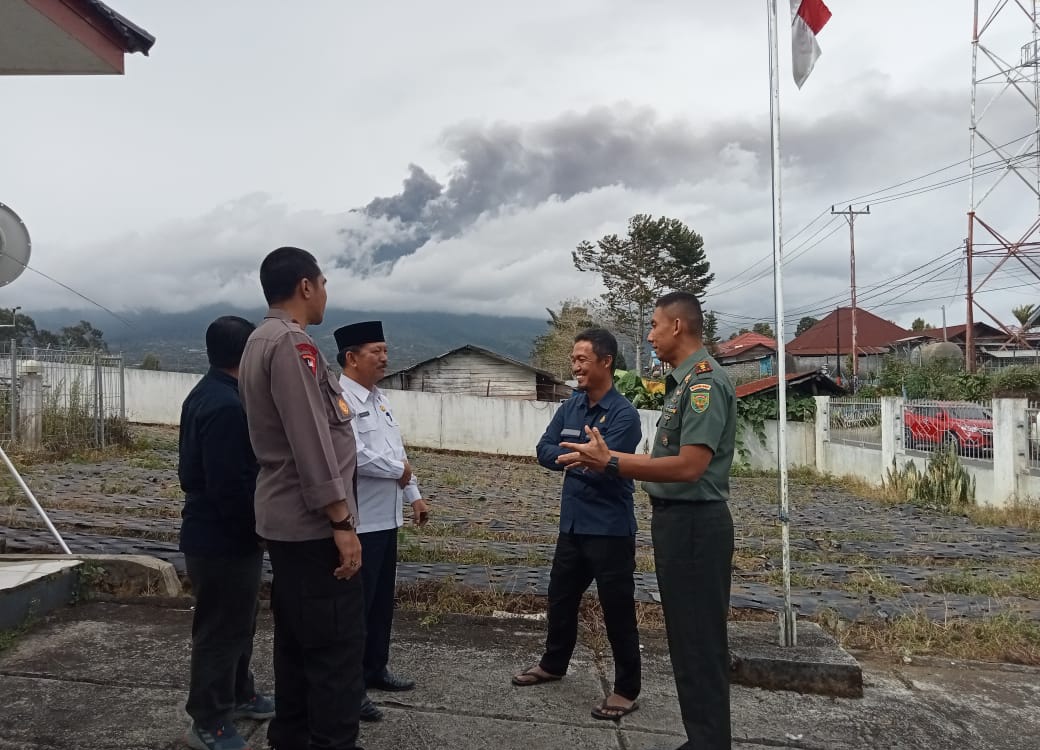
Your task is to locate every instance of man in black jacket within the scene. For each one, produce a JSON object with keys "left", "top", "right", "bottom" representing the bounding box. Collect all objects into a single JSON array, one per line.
[{"left": 179, "top": 315, "right": 274, "bottom": 750}]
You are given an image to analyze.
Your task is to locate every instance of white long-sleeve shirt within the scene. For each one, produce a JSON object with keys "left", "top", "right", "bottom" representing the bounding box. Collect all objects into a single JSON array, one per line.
[{"left": 339, "top": 374, "right": 421, "bottom": 534}]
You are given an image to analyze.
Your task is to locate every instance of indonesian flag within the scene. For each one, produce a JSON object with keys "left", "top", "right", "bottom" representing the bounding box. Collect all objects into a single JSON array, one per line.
[{"left": 791, "top": 0, "right": 832, "bottom": 89}]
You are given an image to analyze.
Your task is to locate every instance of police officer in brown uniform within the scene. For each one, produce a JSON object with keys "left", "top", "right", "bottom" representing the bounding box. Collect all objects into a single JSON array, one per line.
[
  {"left": 559, "top": 291, "right": 736, "bottom": 750},
  {"left": 238, "top": 246, "right": 366, "bottom": 750}
]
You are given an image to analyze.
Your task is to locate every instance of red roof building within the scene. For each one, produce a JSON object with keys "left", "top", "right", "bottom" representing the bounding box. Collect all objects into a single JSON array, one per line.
[
  {"left": 714, "top": 332, "right": 778, "bottom": 380},
  {"left": 715, "top": 332, "right": 777, "bottom": 359},
  {"left": 0, "top": 0, "right": 154, "bottom": 76},
  {"left": 787, "top": 307, "right": 911, "bottom": 357}
]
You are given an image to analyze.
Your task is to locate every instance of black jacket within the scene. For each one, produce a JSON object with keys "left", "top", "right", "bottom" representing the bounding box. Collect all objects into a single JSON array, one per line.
[{"left": 178, "top": 368, "right": 259, "bottom": 557}]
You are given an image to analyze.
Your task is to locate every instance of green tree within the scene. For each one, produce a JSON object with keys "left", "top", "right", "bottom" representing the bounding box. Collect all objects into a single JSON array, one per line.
[
  {"left": 703, "top": 311, "right": 720, "bottom": 349},
  {"left": 752, "top": 322, "right": 775, "bottom": 338},
  {"left": 140, "top": 353, "right": 162, "bottom": 371},
  {"left": 531, "top": 300, "right": 598, "bottom": 380},
  {"left": 910, "top": 317, "right": 933, "bottom": 332},
  {"left": 1012, "top": 304, "right": 1037, "bottom": 329},
  {"left": 795, "top": 316, "right": 818, "bottom": 337},
  {"left": 573, "top": 214, "right": 713, "bottom": 374},
  {"left": 0, "top": 307, "right": 40, "bottom": 347},
  {"left": 58, "top": 320, "right": 108, "bottom": 351}
]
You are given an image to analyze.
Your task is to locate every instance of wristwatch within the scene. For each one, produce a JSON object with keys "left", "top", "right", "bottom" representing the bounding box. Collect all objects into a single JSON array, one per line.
[
  {"left": 329, "top": 515, "right": 355, "bottom": 531},
  {"left": 604, "top": 456, "right": 620, "bottom": 477}
]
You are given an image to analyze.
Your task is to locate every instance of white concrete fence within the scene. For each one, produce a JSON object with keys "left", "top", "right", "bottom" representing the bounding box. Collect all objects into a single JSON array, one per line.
[{"left": 119, "top": 370, "right": 1033, "bottom": 507}]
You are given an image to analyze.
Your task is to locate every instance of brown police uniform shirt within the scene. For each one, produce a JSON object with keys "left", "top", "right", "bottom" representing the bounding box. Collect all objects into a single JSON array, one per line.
[{"left": 239, "top": 308, "right": 359, "bottom": 542}]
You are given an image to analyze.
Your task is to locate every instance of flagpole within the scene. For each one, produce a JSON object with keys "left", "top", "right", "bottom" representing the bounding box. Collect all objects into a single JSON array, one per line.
[{"left": 766, "top": 0, "right": 796, "bottom": 647}]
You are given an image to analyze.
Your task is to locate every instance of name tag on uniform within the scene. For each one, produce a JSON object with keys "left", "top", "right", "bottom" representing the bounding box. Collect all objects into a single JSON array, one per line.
[
  {"left": 561, "top": 428, "right": 582, "bottom": 438},
  {"left": 358, "top": 410, "right": 370, "bottom": 418}
]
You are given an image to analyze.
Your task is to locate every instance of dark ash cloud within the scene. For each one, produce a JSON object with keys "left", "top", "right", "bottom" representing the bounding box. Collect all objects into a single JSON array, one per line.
[{"left": 338, "top": 92, "right": 969, "bottom": 274}]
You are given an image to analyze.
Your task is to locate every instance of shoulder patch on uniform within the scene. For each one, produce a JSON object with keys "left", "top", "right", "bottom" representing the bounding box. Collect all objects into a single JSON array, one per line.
[
  {"left": 295, "top": 342, "right": 318, "bottom": 377},
  {"left": 694, "top": 360, "right": 713, "bottom": 375},
  {"left": 690, "top": 383, "right": 712, "bottom": 392},
  {"left": 337, "top": 395, "right": 351, "bottom": 418},
  {"left": 691, "top": 391, "right": 710, "bottom": 413}
]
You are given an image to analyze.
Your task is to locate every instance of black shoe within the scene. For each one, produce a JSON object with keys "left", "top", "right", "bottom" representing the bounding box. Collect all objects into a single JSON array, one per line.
[
  {"left": 369, "top": 669, "right": 415, "bottom": 692},
  {"left": 359, "top": 696, "right": 384, "bottom": 722}
]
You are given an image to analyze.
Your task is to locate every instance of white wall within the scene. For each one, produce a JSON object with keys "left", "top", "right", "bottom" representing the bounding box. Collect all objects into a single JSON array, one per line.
[
  {"left": 106, "top": 368, "right": 1039, "bottom": 507},
  {"left": 742, "top": 420, "right": 815, "bottom": 471},
  {"left": 122, "top": 368, "right": 202, "bottom": 424}
]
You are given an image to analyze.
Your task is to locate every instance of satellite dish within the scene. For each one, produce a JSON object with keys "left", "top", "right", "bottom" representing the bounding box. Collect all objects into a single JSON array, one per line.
[{"left": 0, "top": 201, "right": 31, "bottom": 288}]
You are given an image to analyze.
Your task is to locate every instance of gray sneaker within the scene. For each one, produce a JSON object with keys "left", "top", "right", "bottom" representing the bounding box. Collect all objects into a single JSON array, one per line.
[
  {"left": 232, "top": 693, "right": 275, "bottom": 720},
  {"left": 184, "top": 721, "right": 249, "bottom": 750}
]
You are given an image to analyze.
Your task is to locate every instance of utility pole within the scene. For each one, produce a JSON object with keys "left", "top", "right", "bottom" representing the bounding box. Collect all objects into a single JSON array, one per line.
[
  {"left": 834, "top": 306, "right": 841, "bottom": 381},
  {"left": 831, "top": 205, "right": 871, "bottom": 385},
  {"left": 942, "top": 305, "right": 948, "bottom": 341}
]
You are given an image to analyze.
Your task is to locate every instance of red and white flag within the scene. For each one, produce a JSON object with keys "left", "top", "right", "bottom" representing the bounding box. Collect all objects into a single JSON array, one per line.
[{"left": 790, "top": 0, "right": 832, "bottom": 89}]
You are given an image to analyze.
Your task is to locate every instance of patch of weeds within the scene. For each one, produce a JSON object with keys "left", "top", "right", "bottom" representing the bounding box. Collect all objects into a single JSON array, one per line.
[
  {"left": 967, "top": 497, "right": 1040, "bottom": 533},
  {"left": 439, "top": 471, "right": 464, "bottom": 488},
  {"left": 635, "top": 550, "right": 656, "bottom": 573},
  {"left": 75, "top": 562, "right": 108, "bottom": 601},
  {"left": 127, "top": 454, "right": 171, "bottom": 471},
  {"left": 397, "top": 539, "right": 549, "bottom": 567},
  {"left": 99, "top": 477, "right": 145, "bottom": 495},
  {"left": 882, "top": 447, "right": 975, "bottom": 513},
  {"left": 764, "top": 569, "right": 826, "bottom": 590},
  {"left": 844, "top": 569, "right": 904, "bottom": 598},
  {"left": 925, "top": 565, "right": 1040, "bottom": 599},
  {"left": 0, "top": 474, "right": 20, "bottom": 506},
  {"left": 830, "top": 609, "right": 1040, "bottom": 665},
  {"left": 411, "top": 522, "right": 556, "bottom": 545}
]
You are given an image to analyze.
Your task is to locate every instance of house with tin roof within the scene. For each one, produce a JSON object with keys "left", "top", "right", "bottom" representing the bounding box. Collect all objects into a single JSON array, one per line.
[
  {"left": 714, "top": 332, "right": 777, "bottom": 380},
  {"left": 787, "top": 307, "right": 911, "bottom": 376}
]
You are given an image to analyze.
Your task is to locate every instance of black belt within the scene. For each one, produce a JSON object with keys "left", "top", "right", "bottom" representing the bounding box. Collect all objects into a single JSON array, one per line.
[{"left": 649, "top": 496, "right": 723, "bottom": 508}]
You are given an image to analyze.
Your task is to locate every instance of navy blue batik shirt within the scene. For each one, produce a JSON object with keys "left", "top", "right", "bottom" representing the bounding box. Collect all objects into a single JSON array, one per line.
[{"left": 536, "top": 386, "right": 642, "bottom": 537}]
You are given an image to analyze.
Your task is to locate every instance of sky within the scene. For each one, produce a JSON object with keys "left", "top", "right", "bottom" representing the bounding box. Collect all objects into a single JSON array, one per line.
[{"left": 1, "top": 0, "right": 1039, "bottom": 338}]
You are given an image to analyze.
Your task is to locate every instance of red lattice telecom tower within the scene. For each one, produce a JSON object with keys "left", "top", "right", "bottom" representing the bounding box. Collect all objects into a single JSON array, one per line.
[{"left": 966, "top": 0, "right": 1040, "bottom": 370}]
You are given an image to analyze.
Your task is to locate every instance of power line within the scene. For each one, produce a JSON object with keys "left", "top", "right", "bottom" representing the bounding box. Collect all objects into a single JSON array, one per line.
[
  {"left": 704, "top": 136, "right": 1037, "bottom": 298},
  {"left": 22, "top": 265, "right": 134, "bottom": 328}
]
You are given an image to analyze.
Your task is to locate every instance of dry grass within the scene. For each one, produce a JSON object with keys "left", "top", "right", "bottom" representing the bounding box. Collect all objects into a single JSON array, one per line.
[
  {"left": 925, "top": 565, "right": 1040, "bottom": 599},
  {"left": 397, "top": 539, "right": 550, "bottom": 567},
  {"left": 815, "top": 470, "right": 1040, "bottom": 533},
  {"left": 827, "top": 608, "right": 1040, "bottom": 665},
  {"left": 843, "top": 569, "right": 906, "bottom": 598},
  {"left": 968, "top": 498, "right": 1040, "bottom": 533}
]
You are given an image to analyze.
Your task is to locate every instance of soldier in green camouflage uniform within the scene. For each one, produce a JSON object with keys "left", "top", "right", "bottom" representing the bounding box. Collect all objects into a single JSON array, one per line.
[{"left": 558, "top": 291, "right": 736, "bottom": 750}]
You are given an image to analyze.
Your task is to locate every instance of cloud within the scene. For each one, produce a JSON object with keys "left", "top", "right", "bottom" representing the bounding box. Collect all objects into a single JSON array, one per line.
[{"left": 14, "top": 89, "right": 1040, "bottom": 336}]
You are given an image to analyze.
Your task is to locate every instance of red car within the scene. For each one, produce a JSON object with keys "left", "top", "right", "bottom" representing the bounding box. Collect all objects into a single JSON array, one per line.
[{"left": 903, "top": 401, "right": 993, "bottom": 457}]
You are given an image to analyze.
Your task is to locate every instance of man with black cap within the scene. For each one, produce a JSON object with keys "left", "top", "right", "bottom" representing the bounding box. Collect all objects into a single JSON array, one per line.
[{"left": 334, "top": 320, "right": 430, "bottom": 722}]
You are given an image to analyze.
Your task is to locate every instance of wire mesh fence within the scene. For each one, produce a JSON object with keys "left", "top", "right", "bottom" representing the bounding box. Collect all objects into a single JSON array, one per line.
[
  {"left": 0, "top": 341, "right": 126, "bottom": 452},
  {"left": 903, "top": 399, "right": 993, "bottom": 463},
  {"left": 828, "top": 397, "right": 883, "bottom": 447}
]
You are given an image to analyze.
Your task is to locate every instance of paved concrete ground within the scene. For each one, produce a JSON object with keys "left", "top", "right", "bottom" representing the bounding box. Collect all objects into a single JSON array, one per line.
[{"left": 1, "top": 601, "right": 1037, "bottom": 750}]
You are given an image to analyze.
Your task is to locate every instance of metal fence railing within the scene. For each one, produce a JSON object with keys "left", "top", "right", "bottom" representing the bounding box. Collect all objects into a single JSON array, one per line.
[
  {"left": 903, "top": 399, "right": 993, "bottom": 463},
  {"left": 0, "top": 341, "right": 125, "bottom": 451},
  {"left": 828, "top": 398, "right": 883, "bottom": 447},
  {"left": 1027, "top": 402, "right": 1040, "bottom": 473}
]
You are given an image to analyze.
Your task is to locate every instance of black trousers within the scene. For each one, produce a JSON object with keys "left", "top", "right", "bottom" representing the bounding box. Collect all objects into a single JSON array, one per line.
[
  {"left": 266, "top": 538, "right": 366, "bottom": 750},
  {"left": 358, "top": 528, "right": 398, "bottom": 687},
  {"left": 651, "top": 500, "right": 734, "bottom": 750},
  {"left": 539, "top": 532, "right": 641, "bottom": 700},
  {"left": 184, "top": 550, "right": 263, "bottom": 728}
]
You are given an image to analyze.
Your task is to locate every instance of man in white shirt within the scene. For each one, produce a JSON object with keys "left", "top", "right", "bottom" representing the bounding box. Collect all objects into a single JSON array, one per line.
[{"left": 334, "top": 320, "right": 430, "bottom": 723}]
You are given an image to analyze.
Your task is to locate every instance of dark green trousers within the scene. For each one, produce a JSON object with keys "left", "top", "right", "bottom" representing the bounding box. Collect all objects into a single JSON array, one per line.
[{"left": 651, "top": 500, "right": 734, "bottom": 750}]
